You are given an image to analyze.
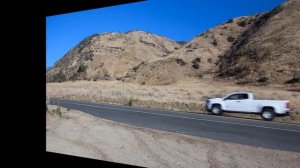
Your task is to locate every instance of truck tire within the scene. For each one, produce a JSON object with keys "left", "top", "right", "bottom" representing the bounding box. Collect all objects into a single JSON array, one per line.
[
  {"left": 261, "top": 108, "right": 275, "bottom": 121},
  {"left": 211, "top": 104, "right": 223, "bottom": 115}
]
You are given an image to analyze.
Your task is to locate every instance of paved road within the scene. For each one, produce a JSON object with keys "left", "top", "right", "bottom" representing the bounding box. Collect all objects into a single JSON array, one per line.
[{"left": 50, "top": 98, "right": 300, "bottom": 153}]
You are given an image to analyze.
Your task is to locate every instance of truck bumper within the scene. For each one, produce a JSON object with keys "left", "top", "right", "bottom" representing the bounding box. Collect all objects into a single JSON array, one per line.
[{"left": 205, "top": 104, "right": 211, "bottom": 112}]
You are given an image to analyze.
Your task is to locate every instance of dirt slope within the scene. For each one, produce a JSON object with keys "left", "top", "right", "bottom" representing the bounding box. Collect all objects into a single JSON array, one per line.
[
  {"left": 126, "top": 15, "right": 261, "bottom": 85},
  {"left": 47, "top": 31, "right": 180, "bottom": 82},
  {"left": 218, "top": 0, "right": 300, "bottom": 85}
]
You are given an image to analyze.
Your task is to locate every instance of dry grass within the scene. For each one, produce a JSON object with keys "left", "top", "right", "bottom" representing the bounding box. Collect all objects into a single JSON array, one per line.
[{"left": 47, "top": 78, "right": 300, "bottom": 124}]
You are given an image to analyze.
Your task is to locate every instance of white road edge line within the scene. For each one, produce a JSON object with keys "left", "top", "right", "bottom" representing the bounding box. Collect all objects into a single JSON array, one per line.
[
  {"left": 53, "top": 99, "right": 300, "bottom": 126},
  {"left": 61, "top": 101, "right": 300, "bottom": 133}
]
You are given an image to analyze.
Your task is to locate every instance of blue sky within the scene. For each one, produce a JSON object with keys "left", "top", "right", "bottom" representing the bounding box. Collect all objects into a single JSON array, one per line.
[{"left": 46, "top": 0, "right": 286, "bottom": 67}]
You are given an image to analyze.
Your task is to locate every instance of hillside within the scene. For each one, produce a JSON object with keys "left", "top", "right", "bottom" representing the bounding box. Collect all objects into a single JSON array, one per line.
[
  {"left": 47, "top": 0, "right": 300, "bottom": 86},
  {"left": 47, "top": 31, "right": 180, "bottom": 82},
  {"left": 218, "top": 0, "right": 300, "bottom": 85},
  {"left": 126, "top": 15, "right": 262, "bottom": 85}
]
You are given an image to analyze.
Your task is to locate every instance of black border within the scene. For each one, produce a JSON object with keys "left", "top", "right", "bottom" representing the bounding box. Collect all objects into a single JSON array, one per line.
[
  {"left": 17, "top": 0, "right": 145, "bottom": 166},
  {"left": 46, "top": 152, "right": 144, "bottom": 167},
  {"left": 47, "top": 0, "right": 145, "bottom": 16}
]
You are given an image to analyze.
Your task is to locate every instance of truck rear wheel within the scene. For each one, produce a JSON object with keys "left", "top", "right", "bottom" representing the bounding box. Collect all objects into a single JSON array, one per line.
[
  {"left": 211, "top": 104, "right": 223, "bottom": 115},
  {"left": 261, "top": 108, "right": 275, "bottom": 121}
]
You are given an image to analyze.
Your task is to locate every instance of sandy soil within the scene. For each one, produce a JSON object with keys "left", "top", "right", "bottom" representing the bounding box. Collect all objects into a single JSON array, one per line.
[{"left": 46, "top": 105, "right": 300, "bottom": 168}]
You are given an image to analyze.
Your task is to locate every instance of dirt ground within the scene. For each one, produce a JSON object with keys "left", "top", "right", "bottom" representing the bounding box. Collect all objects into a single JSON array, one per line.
[{"left": 46, "top": 105, "right": 300, "bottom": 168}]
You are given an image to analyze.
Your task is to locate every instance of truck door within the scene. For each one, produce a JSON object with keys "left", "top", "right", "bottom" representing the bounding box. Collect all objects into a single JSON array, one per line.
[
  {"left": 224, "top": 93, "right": 250, "bottom": 112},
  {"left": 235, "top": 94, "right": 250, "bottom": 112},
  {"left": 223, "top": 94, "right": 240, "bottom": 111}
]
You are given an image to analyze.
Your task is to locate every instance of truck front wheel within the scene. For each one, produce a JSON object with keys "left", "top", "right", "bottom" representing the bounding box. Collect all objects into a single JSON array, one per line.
[
  {"left": 261, "top": 108, "right": 275, "bottom": 121},
  {"left": 211, "top": 104, "right": 223, "bottom": 115}
]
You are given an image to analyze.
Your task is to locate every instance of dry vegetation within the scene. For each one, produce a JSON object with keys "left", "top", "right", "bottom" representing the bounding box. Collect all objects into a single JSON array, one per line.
[{"left": 47, "top": 78, "right": 300, "bottom": 123}]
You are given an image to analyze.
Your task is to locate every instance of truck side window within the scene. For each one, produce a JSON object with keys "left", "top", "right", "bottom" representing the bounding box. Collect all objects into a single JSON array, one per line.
[
  {"left": 226, "top": 94, "right": 239, "bottom": 100},
  {"left": 239, "top": 94, "right": 248, "bottom": 100}
]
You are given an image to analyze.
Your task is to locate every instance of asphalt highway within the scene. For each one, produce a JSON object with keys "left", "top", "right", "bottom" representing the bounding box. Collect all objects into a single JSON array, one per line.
[{"left": 50, "top": 98, "right": 300, "bottom": 152}]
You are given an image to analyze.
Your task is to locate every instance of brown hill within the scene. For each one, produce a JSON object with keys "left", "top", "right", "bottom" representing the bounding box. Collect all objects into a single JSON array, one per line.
[
  {"left": 218, "top": 0, "right": 300, "bottom": 85},
  {"left": 47, "top": 31, "right": 180, "bottom": 82},
  {"left": 47, "top": 0, "right": 300, "bottom": 86},
  {"left": 126, "top": 15, "right": 262, "bottom": 85}
]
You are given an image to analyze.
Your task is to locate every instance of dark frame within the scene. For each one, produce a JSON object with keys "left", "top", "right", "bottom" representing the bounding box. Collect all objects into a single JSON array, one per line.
[
  {"left": 44, "top": 0, "right": 145, "bottom": 166},
  {"left": 47, "top": 0, "right": 145, "bottom": 16}
]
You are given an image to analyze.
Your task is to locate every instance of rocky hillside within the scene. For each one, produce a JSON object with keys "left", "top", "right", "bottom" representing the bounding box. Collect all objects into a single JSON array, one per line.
[
  {"left": 218, "top": 0, "right": 300, "bottom": 85},
  {"left": 47, "top": 31, "right": 180, "bottom": 82},
  {"left": 47, "top": 0, "right": 300, "bottom": 85},
  {"left": 126, "top": 15, "right": 262, "bottom": 85}
]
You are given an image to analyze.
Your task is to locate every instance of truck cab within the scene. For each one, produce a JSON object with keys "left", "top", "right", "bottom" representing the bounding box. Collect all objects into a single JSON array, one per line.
[{"left": 222, "top": 92, "right": 253, "bottom": 112}]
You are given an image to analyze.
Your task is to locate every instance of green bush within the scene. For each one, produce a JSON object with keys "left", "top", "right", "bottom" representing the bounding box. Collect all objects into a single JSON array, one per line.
[
  {"left": 52, "top": 106, "right": 62, "bottom": 117},
  {"left": 192, "top": 64, "right": 200, "bottom": 69},
  {"left": 192, "top": 58, "right": 200, "bottom": 64},
  {"left": 257, "top": 77, "right": 268, "bottom": 83},
  {"left": 77, "top": 64, "right": 87, "bottom": 73},
  {"left": 195, "top": 57, "right": 201, "bottom": 62},
  {"left": 127, "top": 97, "right": 134, "bottom": 106},
  {"left": 175, "top": 59, "right": 186, "bottom": 66},
  {"left": 227, "top": 36, "right": 235, "bottom": 42},
  {"left": 52, "top": 71, "right": 66, "bottom": 83},
  {"left": 212, "top": 39, "right": 218, "bottom": 46},
  {"left": 226, "top": 18, "right": 233, "bottom": 23},
  {"left": 237, "top": 20, "right": 247, "bottom": 27},
  {"left": 207, "top": 58, "right": 212, "bottom": 63},
  {"left": 285, "top": 78, "right": 300, "bottom": 84}
]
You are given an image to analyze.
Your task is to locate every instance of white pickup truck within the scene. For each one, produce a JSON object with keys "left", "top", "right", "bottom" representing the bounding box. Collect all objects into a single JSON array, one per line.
[{"left": 205, "top": 92, "right": 290, "bottom": 121}]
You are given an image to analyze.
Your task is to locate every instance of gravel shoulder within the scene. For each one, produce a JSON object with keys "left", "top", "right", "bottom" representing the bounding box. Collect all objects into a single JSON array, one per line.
[{"left": 46, "top": 105, "right": 300, "bottom": 168}]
